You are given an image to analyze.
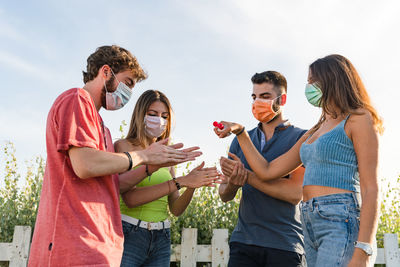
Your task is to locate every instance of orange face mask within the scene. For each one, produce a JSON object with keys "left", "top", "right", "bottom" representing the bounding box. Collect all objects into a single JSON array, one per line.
[{"left": 252, "top": 96, "right": 281, "bottom": 123}]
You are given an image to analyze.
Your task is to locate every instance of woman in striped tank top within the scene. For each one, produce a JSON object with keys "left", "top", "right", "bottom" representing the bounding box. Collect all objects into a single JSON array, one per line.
[{"left": 214, "top": 55, "right": 383, "bottom": 267}]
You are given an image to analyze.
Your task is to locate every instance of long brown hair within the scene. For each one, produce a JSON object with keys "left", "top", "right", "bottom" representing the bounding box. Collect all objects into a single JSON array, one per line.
[
  {"left": 309, "top": 54, "right": 383, "bottom": 134},
  {"left": 125, "top": 90, "right": 174, "bottom": 148}
]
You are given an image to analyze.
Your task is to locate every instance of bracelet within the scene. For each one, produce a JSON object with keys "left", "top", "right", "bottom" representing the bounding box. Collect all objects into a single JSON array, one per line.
[
  {"left": 234, "top": 127, "right": 245, "bottom": 136},
  {"left": 145, "top": 165, "right": 151, "bottom": 177},
  {"left": 172, "top": 177, "right": 181, "bottom": 190},
  {"left": 123, "top": 152, "right": 133, "bottom": 171}
]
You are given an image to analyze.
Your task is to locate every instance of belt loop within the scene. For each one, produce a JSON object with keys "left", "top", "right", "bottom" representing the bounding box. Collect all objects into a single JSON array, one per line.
[
  {"left": 162, "top": 221, "right": 165, "bottom": 230},
  {"left": 352, "top": 192, "right": 361, "bottom": 210},
  {"left": 136, "top": 219, "right": 142, "bottom": 230},
  {"left": 311, "top": 198, "right": 316, "bottom": 212}
]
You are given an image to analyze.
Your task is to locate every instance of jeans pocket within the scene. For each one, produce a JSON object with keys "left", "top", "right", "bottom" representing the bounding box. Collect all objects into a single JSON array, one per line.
[
  {"left": 164, "top": 229, "right": 171, "bottom": 241},
  {"left": 315, "top": 202, "right": 349, "bottom": 222},
  {"left": 122, "top": 221, "right": 135, "bottom": 236}
]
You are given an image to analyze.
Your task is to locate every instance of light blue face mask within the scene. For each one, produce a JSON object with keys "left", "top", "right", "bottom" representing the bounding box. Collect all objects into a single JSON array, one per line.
[
  {"left": 104, "top": 69, "right": 132, "bottom": 110},
  {"left": 305, "top": 83, "right": 322, "bottom": 107}
]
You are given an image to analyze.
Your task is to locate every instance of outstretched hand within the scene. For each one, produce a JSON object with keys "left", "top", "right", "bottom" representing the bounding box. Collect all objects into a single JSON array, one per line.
[
  {"left": 179, "top": 162, "right": 222, "bottom": 189},
  {"left": 141, "top": 138, "right": 202, "bottom": 167},
  {"left": 213, "top": 121, "right": 243, "bottom": 138}
]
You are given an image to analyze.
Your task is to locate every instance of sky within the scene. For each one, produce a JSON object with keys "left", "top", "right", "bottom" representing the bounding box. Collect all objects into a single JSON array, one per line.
[{"left": 1, "top": 0, "right": 399, "bottom": 187}]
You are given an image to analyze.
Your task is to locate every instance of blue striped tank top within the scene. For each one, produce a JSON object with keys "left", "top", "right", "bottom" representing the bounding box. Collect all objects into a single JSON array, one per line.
[{"left": 300, "top": 116, "right": 360, "bottom": 192}]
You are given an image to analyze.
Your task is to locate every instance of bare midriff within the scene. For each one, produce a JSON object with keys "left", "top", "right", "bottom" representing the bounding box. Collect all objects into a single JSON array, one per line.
[{"left": 303, "top": 185, "right": 353, "bottom": 202}]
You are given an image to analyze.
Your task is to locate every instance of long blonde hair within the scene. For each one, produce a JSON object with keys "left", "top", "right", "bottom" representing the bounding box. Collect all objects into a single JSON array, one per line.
[
  {"left": 125, "top": 90, "right": 174, "bottom": 148},
  {"left": 309, "top": 54, "right": 384, "bottom": 135}
]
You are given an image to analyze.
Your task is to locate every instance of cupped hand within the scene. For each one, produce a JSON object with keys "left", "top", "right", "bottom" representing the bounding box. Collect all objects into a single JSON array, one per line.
[
  {"left": 219, "top": 152, "right": 240, "bottom": 176},
  {"left": 220, "top": 153, "right": 248, "bottom": 187}
]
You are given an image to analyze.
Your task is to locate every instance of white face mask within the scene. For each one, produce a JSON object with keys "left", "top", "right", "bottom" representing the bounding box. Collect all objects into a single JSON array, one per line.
[
  {"left": 104, "top": 69, "right": 132, "bottom": 110},
  {"left": 144, "top": 115, "right": 167, "bottom": 138}
]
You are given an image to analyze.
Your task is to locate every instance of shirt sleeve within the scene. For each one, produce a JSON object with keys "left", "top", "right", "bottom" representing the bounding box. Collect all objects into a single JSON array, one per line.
[
  {"left": 298, "top": 129, "right": 308, "bottom": 168},
  {"left": 55, "top": 91, "right": 101, "bottom": 153},
  {"left": 297, "top": 129, "right": 308, "bottom": 141}
]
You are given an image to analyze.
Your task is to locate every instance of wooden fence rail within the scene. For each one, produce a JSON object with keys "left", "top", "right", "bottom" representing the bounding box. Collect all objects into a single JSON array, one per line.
[{"left": 0, "top": 226, "right": 399, "bottom": 266}]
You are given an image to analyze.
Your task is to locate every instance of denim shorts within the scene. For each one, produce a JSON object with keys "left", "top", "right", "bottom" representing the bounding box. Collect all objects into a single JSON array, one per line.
[
  {"left": 120, "top": 220, "right": 171, "bottom": 267},
  {"left": 300, "top": 193, "right": 361, "bottom": 267}
]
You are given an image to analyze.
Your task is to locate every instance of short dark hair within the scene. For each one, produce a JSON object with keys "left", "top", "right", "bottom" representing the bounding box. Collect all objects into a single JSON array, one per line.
[
  {"left": 251, "top": 71, "right": 287, "bottom": 94},
  {"left": 82, "top": 45, "right": 147, "bottom": 84}
]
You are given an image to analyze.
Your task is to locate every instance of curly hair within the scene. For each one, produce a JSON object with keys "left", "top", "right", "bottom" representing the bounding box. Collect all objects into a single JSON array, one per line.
[{"left": 82, "top": 45, "right": 148, "bottom": 83}]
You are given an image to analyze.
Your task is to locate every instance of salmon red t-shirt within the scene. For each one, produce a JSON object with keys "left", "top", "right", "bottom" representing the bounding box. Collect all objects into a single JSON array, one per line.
[{"left": 28, "top": 88, "right": 123, "bottom": 267}]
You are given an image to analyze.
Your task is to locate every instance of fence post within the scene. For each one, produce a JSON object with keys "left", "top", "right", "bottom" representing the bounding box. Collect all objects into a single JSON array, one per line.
[
  {"left": 5, "top": 226, "right": 31, "bottom": 267},
  {"left": 211, "top": 229, "right": 229, "bottom": 267},
  {"left": 180, "top": 228, "right": 197, "bottom": 267},
  {"left": 383, "top": 233, "right": 400, "bottom": 267}
]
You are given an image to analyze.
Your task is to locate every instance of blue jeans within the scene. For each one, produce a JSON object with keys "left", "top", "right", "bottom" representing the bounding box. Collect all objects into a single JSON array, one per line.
[
  {"left": 300, "top": 193, "right": 360, "bottom": 267},
  {"left": 120, "top": 220, "right": 171, "bottom": 267}
]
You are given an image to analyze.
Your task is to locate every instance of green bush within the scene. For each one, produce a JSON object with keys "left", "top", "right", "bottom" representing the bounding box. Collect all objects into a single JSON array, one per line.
[
  {"left": 0, "top": 142, "right": 44, "bottom": 243},
  {"left": 0, "top": 142, "right": 240, "bottom": 246},
  {"left": 376, "top": 176, "right": 400, "bottom": 248}
]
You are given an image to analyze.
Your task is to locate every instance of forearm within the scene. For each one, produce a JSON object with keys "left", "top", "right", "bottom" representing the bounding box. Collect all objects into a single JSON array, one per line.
[
  {"left": 169, "top": 188, "right": 195, "bottom": 216},
  {"left": 235, "top": 130, "right": 305, "bottom": 181},
  {"left": 350, "top": 185, "right": 379, "bottom": 263},
  {"left": 247, "top": 171, "right": 302, "bottom": 205},
  {"left": 357, "top": 186, "right": 379, "bottom": 244},
  {"left": 219, "top": 182, "right": 240, "bottom": 202},
  {"left": 69, "top": 147, "right": 145, "bottom": 179},
  {"left": 119, "top": 165, "right": 153, "bottom": 193},
  {"left": 122, "top": 180, "right": 177, "bottom": 208},
  {"left": 236, "top": 132, "right": 275, "bottom": 180}
]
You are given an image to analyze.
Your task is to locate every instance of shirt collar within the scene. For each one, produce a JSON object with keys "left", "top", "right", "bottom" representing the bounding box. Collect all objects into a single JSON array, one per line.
[{"left": 257, "top": 120, "right": 291, "bottom": 132}]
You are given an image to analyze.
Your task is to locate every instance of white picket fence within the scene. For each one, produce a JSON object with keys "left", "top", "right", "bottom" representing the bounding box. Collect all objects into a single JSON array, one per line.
[
  {"left": 170, "top": 228, "right": 229, "bottom": 266},
  {"left": 0, "top": 226, "right": 399, "bottom": 266}
]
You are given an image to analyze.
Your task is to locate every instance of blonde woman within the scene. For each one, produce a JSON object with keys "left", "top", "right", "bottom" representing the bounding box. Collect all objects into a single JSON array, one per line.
[{"left": 115, "top": 90, "right": 219, "bottom": 266}]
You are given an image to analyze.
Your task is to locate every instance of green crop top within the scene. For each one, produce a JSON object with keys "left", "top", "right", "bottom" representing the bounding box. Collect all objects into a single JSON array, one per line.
[{"left": 120, "top": 167, "right": 173, "bottom": 222}]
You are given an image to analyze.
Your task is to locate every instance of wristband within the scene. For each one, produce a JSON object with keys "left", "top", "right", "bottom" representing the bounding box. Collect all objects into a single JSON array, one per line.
[
  {"left": 145, "top": 164, "right": 151, "bottom": 176},
  {"left": 234, "top": 127, "right": 245, "bottom": 136},
  {"left": 145, "top": 164, "right": 152, "bottom": 181},
  {"left": 172, "top": 177, "right": 181, "bottom": 190},
  {"left": 123, "top": 152, "right": 133, "bottom": 171}
]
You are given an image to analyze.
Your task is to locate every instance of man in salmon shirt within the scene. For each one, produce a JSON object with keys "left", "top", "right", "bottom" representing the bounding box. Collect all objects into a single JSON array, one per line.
[{"left": 28, "top": 45, "right": 202, "bottom": 267}]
